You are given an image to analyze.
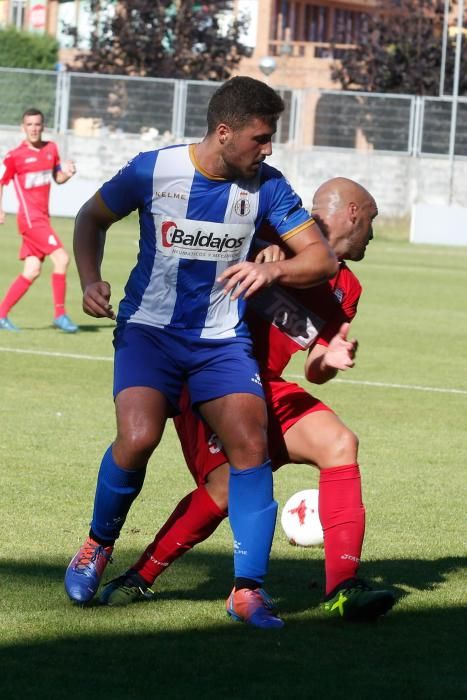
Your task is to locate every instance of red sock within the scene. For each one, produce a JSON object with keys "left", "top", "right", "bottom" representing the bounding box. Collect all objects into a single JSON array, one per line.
[
  {"left": 0, "top": 275, "right": 32, "bottom": 317},
  {"left": 51, "top": 273, "right": 66, "bottom": 318},
  {"left": 319, "top": 463, "right": 366, "bottom": 596},
  {"left": 133, "top": 485, "right": 227, "bottom": 585}
]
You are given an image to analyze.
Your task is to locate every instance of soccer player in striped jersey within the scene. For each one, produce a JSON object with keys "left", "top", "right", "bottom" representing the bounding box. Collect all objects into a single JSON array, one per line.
[
  {"left": 64, "top": 77, "right": 338, "bottom": 628},
  {"left": 99, "top": 178, "right": 395, "bottom": 623},
  {"left": 0, "top": 109, "right": 78, "bottom": 332}
]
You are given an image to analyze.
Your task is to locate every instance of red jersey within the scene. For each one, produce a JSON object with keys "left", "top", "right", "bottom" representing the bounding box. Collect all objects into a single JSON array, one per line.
[
  {"left": 173, "top": 263, "right": 362, "bottom": 483},
  {"left": 247, "top": 262, "right": 362, "bottom": 378},
  {"left": 0, "top": 141, "right": 60, "bottom": 232}
]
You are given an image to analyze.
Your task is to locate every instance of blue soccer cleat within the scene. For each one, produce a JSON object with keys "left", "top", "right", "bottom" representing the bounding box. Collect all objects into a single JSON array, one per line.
[
  {"left": 226, "top": 587, "right": 284, "bottom": 629},
  {"left": 0, "top": 317, "right": 20, "bottom": 331},
  {"left": 65, "top": 537, "right": 113, "bottom": 604},
  {"left": 53, "top": 314, "right": 79, "bottom": 333}
]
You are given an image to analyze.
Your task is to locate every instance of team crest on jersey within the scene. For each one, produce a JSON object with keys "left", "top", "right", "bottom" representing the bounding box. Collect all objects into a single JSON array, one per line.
[
  {"left": 334, "top": 288, "right": 344, "bottom": 303},
  {"left": 234, "top": 192, "right": 251, "bottom": 217}
]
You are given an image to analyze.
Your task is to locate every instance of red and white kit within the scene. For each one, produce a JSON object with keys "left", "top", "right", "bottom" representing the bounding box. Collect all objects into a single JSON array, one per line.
[
  {"left": 0, "top": 141, "right": 63, "bottom": 259},
  {"left": 174, "top": 261, "right": 362, "bottom": 482}
]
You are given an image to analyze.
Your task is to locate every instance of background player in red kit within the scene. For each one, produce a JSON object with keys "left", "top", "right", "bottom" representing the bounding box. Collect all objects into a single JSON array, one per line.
[
  {"left": 0, "top": 108, "right": 78, "bottom": 332},
  {"left": 100, "top": 177, "right": 395, "bottom": 622}
]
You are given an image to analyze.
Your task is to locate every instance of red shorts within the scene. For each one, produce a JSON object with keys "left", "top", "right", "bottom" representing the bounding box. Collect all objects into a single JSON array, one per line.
[
  {"left": 19, "top": 224, "right": 63, "bottom": 261},
  {"left": 173, "top": 376, "right": 332, "bottom": 486}
]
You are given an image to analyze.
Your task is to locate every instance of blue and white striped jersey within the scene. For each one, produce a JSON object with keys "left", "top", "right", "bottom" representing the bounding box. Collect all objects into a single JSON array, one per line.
[{"left": 100, "top": 144, "right": 313, "bottom": 338}]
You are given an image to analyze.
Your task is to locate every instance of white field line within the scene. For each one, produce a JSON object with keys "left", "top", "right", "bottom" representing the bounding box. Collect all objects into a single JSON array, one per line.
[
  {"left": 1, "top": 345, "right": 466, "bottom": 396},
  {"left": 0, "top": 346, "right": 112, "bottom": 362},
  {"left": 286, "top": 373, "right": 467, "bottom": 396}
]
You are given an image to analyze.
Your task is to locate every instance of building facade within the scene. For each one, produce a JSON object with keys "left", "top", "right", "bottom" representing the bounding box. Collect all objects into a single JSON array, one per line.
[
  {"left": 234, "top": 0, "right": 380, "bottom": 88},
  {"left": 0, "top": 0, "right": 381, "bottom": 88},
  {"left": 0, "top": 1, "right": 464, "bottom": 90}
]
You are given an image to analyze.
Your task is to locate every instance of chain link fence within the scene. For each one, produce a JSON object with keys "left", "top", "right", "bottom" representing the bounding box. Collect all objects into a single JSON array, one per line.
[{"left": 0, "top": 67, "right": 466, "bottom": 156}]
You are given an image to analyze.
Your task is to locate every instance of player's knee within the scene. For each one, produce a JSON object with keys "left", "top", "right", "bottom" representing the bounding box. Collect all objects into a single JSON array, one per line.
[
  {"left": 322, "top": 426, "right": 359, "bottom": 466},
  {"left": 203, "top": 401, "right": 268, "bottom": 467},
  {"left": 23, "top": 264, "right": 41, "bottom": 281},
  {"left": 226, "top": 427, "right": 268, "bottom": 466},
  {"left": 51, "top": 248, "right": 70, "bottom": 272},
  {"left": 115, "top": 424, "right": 160, "bottom": 464},
  {"left": 334, "top": 427, "right": 359, "bottom": 463}
]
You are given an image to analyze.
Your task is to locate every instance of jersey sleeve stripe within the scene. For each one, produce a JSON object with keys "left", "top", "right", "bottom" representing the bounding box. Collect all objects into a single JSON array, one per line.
[{"left": 281, "top": 218, "right": 315, "bottom": 242}]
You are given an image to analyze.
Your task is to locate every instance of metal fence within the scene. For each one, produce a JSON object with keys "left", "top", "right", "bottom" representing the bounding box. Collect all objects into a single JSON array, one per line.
[{"left": 0, "top": 66, "right": 466, "bottom": 156}]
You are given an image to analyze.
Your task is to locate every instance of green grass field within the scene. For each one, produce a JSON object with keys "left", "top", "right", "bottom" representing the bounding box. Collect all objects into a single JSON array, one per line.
[{"left": 0, "top": 214, "right": 466, "bottom": 699}]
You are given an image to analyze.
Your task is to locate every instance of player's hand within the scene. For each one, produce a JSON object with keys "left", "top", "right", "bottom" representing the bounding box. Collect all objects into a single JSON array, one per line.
[
  {"left": 217, "top": 261, "right": 279, "bottom": 300},
  {"left": 0, "top": 209, "right": 5, "bottom": 225},
  {"left": 82, "top": 281, "right": 115, "bottom": 319},
  {"left": 323, "top": 322, "right": 358, "bottom": 371},
  {"left": 254, "top": 245, "right": 286, "bottom": 264},
  {"left": 62, "top": 160, "right": 76, "bottom": 178}
]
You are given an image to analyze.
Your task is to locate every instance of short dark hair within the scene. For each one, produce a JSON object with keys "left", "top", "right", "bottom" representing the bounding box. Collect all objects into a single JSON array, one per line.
[
  {"left": 22, "top": 108, "right": 44, "bottom": 123},
  {"left": 206, "top": 77, "right": 284, "bottom": 133}
]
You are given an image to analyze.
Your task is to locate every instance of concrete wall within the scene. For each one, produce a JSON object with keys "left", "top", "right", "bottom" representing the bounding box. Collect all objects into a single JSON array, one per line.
[{"left": 1, "top": 128, "right": 467, "bottom": 221}]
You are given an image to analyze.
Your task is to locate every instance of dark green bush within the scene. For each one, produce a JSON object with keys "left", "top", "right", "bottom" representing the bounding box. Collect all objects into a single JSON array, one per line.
[{"left": 0, "top": 27, "right": 58, "bottom": 69}]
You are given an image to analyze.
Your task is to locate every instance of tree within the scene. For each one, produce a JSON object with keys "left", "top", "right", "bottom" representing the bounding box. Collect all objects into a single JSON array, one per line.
[
  {"left": 67, "top": 0, "right": 250, "bottom": 80},
  {"left": 0, "top": 27, "right": 58, "bottom": 70},
  {"left": 331, "top": 0, "right": 467, "bottom": 96},
  {"left": 0, "top": 28, "right": 58, "bottom": 126}
]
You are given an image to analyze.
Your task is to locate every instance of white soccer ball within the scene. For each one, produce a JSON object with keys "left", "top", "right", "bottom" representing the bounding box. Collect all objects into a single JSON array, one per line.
[{"left": 280, "top": 488, "right": 324, "bottom": 547}]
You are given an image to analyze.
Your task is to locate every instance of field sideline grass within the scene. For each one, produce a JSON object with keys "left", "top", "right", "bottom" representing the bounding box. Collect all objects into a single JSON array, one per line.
[{"left": 0, "top": 214, "right": 466, "bottom": 699}]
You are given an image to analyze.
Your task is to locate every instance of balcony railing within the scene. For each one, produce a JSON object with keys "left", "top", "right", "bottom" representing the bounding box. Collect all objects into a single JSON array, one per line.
[{"left": 267, "top": 40, "right": 356, "bottom": 60}]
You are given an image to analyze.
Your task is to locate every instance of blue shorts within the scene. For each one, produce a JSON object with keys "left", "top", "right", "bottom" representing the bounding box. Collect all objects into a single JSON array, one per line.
[{"left": 113, "top": 322, "right": 265, "bottom": 413}]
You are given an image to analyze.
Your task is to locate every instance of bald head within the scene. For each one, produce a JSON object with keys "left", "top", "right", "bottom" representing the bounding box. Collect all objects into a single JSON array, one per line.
[{"left": 311, "top": 178, "right": 377, "bottom": 261}]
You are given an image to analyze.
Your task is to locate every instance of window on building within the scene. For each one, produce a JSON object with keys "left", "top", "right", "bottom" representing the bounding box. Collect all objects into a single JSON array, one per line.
[
  {"left": 334, "top": 8, "right": 367, "bottom": 44},
  {"left": 10, "top": 0, "right": 27, "bottom": 30},
  {"left": 276, "top": 2, "right": 369, "bottom": 44}
]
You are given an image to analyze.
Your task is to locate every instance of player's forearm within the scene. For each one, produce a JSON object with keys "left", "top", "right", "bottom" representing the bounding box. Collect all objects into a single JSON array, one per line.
[
  {"left": 305, "top": 346, "right": 338, "bottom": 384},
  {"left": 55, "top": 160, "right": 76, "bottom": 184},
  {"left": 305, "top": 356, "right": 338, "bottom": 385},
  {"left": 269, "top": 241, "right": 338, "bottom": 288},
  {"left": 73, "top": 207, "right": 108, "bottom": 291},
  {"left": 55, "top": 171, "right": 71, "bottom": 184},
  {"left": 74, "top": 194, "right": 119, "bottom": 290}
]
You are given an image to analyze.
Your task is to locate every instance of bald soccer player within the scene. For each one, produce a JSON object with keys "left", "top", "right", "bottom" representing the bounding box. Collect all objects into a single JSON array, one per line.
[{"left": 99, "top": 177, "right": 395, "bottom": 623}]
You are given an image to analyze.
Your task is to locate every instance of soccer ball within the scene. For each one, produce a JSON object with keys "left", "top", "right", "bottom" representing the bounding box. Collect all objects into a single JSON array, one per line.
[{"left": 280, "top": 489, "right": 323, "bottom": 547}]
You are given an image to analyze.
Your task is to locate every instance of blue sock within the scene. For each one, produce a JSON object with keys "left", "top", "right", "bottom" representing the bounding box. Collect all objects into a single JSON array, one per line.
[
  {"left": 90, "top": 445, "right": 146, "bottom": 543},
  {"left": 228, "top": 460, "right": 277, "bottom": 584}
]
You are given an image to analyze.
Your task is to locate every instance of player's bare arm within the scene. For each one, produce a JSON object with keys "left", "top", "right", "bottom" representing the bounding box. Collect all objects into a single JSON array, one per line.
[
  {"left": 254, "top": 244, "right": 286, "bottom": 263},
  {"left": 74, "top": 192, "right": 121, "bottom": 319},
  {"left": 305, "top": 322, "right": 358, "bottom": 384},
  {"left": 54, "top": 160, "right": 76, "bottom": 184},
  {"left": 219, "top": 222, "right": 338, "bottom": 300}
]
